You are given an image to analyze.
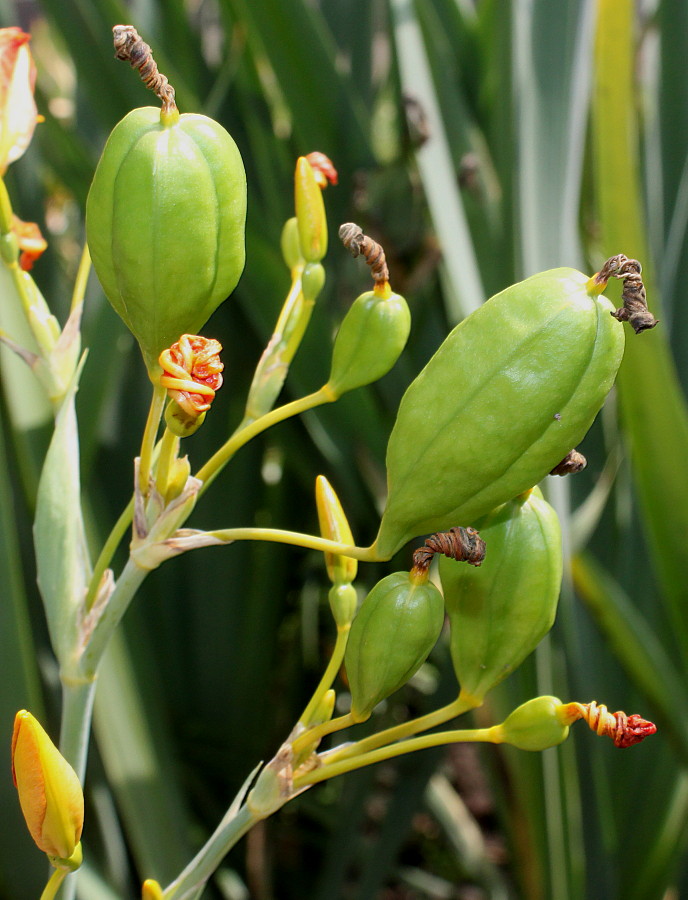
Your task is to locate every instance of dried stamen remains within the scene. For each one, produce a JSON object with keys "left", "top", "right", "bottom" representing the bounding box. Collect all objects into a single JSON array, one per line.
[
  {"left": 339, "top": 223, "right": 390, "bottom": 288},
  {"left": 412, "top": 526, "right": 486, "bottom": 575},
  {"left": 112, "top": 25, "right": 176, "bottom": 113}
]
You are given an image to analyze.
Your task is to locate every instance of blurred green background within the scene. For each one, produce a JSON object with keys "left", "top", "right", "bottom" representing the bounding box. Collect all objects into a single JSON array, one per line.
[{"left": 1, "top": 0, "right": 688, "bottom": 898}]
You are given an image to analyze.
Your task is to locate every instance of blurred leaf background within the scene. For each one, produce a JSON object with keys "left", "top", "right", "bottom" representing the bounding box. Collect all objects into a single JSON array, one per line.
[{"left": 1, "top": 0, "right": 687, "bottom": 898}]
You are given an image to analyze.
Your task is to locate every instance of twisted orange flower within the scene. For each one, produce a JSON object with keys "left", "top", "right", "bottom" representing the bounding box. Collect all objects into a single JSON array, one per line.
[
  {"left": 13, "top": 214, "right": 47, "bottom": 270},
  {"left": 305, "top": 151, "right": 338, "bottom": 187},
  {"left": 158, "top": 334, "right": 223, "bottom": 419},
  {"left": 561, "top": 700, "right": 657, "bottom": 748}
]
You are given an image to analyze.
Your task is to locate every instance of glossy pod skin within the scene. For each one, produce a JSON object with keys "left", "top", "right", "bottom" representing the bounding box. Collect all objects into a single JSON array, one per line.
[
  {"left": 373, "top": 268, "right": 625, "bottom": 558},
  {"left": 86, "top": 107, "right": 246, "bottom": 375},
  {"left": 344, "top": 572, "right": 445, "bottom": 722},
  {"left": 326, "top": 288, "right": 411, "bottom": 398},
  {"left": 439, "top": 487, "right": 562, "bottom": 707}
]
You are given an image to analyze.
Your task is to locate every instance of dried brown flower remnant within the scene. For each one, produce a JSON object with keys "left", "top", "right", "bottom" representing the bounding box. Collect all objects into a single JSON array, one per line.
[
  {"left": 562, "top": 700, "right": 657, "bottom": 748},
  {"left": 550, "top": 449, "right": 587, "bottom": 476},
  {"left": 412, "top": 526, "right": 486, "bottom": 575},
  {"left": 592, "top": 254, "right": 658, "bottom": 334},
  {"left": 112, "top": 25, "right": 176, "bottom": 113},
  {"left": 339, "top": 222, "right": 390, "bottom": 289},
  {"left": 305, "top": 152, "right": 338, "bottom": 187},
  {"left": 159, "top": 334, "right": 223, "bottom": 419}
]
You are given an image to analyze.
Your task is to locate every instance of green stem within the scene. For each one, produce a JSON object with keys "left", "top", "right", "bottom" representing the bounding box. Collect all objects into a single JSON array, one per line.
[
  {"left": 204, "top": 526, "right": 379, "bottom": 561},
  {"left": 70, "top": 245, "right": 91, "bottom": 314},
  {"left": 58, "top": 679, "right": 97, "bottom": 780},
  {"left": 83, "top": 497, "right": 134, "bottom": 612},
  {"left": 295, "top": 725, "right": 497, "bottom": 789},
  {"left": 39, "top": 868, "right": 67, "bottom": 900},
  {"left": 79, "top": 557, "right": 149, "bottom": 678},
  {"left": 323, "top": 695, "right": 476, "bottom": 765},
  {"left": 163, "top": 803, "right": 261, "bottom": 900},
  {"left": 155, "top": 427, "right": 180, "bottom": 500},
  {"left": 195, "top": 386, "right": 334, "bottom": 492},
  {"left": 300, "top": 624, "right": 350, "bottom": 726},
  {"left": 138, "top": 384, "right": 166, "bottom": 496},
  {"left": 291, "top": 712, "right": 357, "bottom": 757}
]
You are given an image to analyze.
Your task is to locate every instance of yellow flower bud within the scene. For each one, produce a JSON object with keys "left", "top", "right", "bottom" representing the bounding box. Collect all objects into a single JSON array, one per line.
[
  {"left": 295, "top": 156, "right": 327, "bottom": 262},
  {"left": 142, "top": 879, "right": 164, "bottom": 900},
  {"left": 11, "top": 710, "right": 84, "bottom": 861},
  {"left": 315, "top": 475, "right": 357, "bottom": 586}
]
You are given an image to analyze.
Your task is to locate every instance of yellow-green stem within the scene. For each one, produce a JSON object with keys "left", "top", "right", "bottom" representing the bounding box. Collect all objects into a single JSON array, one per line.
[
  {"left": 323, "top": 695, "right": 476, "bottom": 766},
  {"left": 195, "top": 386, "right": 335, "bottom": 492},
  {"left": 295, "top": 725, "right": 496, "bottom": 789},
  {"left": 70, "top": 245, "right": 92, "bottom": 314},
  {"left": 204, "top": 525, "right": 379, "bottom": 561},
  {"left": 138, "top": 384, "right": 166, "bottom": 495},
  {"left": 291, "top": 712, "right": 357, "bottom": 757},
  {"left": 155, "top": 426, "right": 180, "bottom": 500},
  {"left": 300, "top": 624, "right": 350, "bottom": 727},
  {"left": 39, "top": 868, "right": 67, "bottom": 900}
]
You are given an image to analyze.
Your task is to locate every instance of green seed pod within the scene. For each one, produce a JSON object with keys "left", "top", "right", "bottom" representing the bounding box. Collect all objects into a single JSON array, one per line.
[
  {"left": 492, "top": 696, "right": 569, "bottom": 751},
  {"left": 344, "top": 571, "right": 445, "bottom": 722},
  {"left": 86, "top": 106, "right": 246, "bottom": 375},
  {"left": 439, "top": 487, "right": 562, "bottom": 706},
  {"left": 326, "top": 288, "right": 411, "bottom": 398},
  {"left": 374, "top": 268, "right": 625, "bottom": 558},
  {"left": 302, "top": 262, "right": 326, "bottom": 302}
]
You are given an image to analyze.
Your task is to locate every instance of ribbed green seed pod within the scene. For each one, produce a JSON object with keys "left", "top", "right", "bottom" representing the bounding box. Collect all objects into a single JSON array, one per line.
[
  {"left": 86, "top": 106, "right": 246, "bottom": 375},
  {"left": 344, "top": 571, "right": 445, "bottom": 722},
  {"left": 439, "top": 487, "right": 562, "bottom": 706},
  {"left": 373, "top": 268, "right": 625, "bottom": 558},
  {"left": 491, "top": 696, "right": 569, "bottom": 751},
  {"left": 326, "top": 287, "right": 411, "bottom": 398}
]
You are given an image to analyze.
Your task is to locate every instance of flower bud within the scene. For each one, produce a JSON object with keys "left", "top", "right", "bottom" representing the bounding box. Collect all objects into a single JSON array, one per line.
[
  {"left": 142, "top": 879, "right": 164, "bottom": 900},
  {"left": 0, "top": 28, "right": 40, "bottom": 173},
  {"left": 11, "top": 710, "right": 84, "bottom": 861},
  {"left": 491, "top": 696, "right": 569, "bottom": 751},
  {"left": 315, "top": 475, "right": 357, "bottom": 586},
  {"left": 159, "top": 334, "right": 223, "bottom": 437},
  {"left": 295, "top": 155, "right": 327, "bottom": 262},
  {"left": 281, "top": 217, "right": 303, "bottom": 269}
]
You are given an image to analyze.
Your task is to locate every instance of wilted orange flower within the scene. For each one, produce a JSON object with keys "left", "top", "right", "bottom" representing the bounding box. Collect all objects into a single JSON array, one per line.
[
  {"left": 0, "top": 28, "right": 40, "bottom": 174},
  {"left": 561, "top": 700, "right": 657, "bottom": 748},
  {"left": 304, "top": 151, "right": 338, "bottom": 187},
  {"left": 159, "top": 334, "right": 223, "bottom": 418},
  {"left": 13, "top": 214, "right": 47, "bottom": 270}
]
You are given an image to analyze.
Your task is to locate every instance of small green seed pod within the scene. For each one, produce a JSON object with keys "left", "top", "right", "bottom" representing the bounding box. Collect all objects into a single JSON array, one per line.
[
  {"left": 373, "top": 268, "right": 626, "bottom": 557},
  {"left": 86, "top": 106, "right": 246, "bottom": 376},
  {"left": 326, "top": 287, "right": 411, "bottom": 398},
  {"left": 344, "top": 571, "right": 445, "bottom": 722},
  {"left": 491, "top": 696, "right": 569, "bottom": 751},
  {"left": 439, "top": 487, "right": 562, "bottom": 706}
]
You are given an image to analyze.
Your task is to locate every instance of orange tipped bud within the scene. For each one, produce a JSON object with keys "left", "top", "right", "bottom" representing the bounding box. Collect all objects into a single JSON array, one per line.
[
  {"left": 0, "top": 28, "right": 40, "bottom": 173},
  {"left": 295, "top": 156, "right": 327, "bottom": 262},
  {"left": 11, "top": 710, "right": 84, "bottom": 861}
]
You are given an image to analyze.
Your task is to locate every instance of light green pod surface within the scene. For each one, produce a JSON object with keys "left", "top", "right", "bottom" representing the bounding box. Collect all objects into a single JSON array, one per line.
[
  {"left": 439, "top": 487, "right": 562, "bottom": 705},
  {"left": 86, "top": 107, "right": 246, "bottom": 374},
  {"left": 345, "top": 572, "right": 445, "bottom": 721},
  {"left": 495, "top": 695, "right": 569, "bottom": 751},
  {"left": 326, "top": 289, "right": 411, "bottom": 397},
  {"left": 374, "top": 268, "right": 624, "bottom": 558}
]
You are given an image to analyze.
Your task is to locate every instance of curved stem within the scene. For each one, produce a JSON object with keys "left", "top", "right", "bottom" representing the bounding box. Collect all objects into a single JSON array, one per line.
[
  {"left": 291, "top": 712, "right": 357, "bottom": 757},
  {"left": 138, "top": 384, "right": 166, "bottom": 496},
  {"left": 323, "top": 695, "right": 476, "bottom": 765},
  {"left": 195, "top": 386, "right": 334, "bottom": 493},
  {"left": 295, "top": 725, "right": 496, "bottom": 789},
  {"left": 70, "top": 245, "right": 91, "bottom": 314},
  {"left": 299, "top": 624, "right": 350, "bottom": 727},
  {"left": 39, "top": 868, "right": 67, "bottom": 900},
  {"left": 163, "top": 803, "right": 260, "bottom": 900},
  {"left": 204, "top": 526, "right": 379, "bottom": 561}
]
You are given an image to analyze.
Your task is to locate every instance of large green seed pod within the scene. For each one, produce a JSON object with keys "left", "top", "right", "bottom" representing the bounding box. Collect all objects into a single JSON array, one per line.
[
  {"left": 86, "top": 106, "right": 246, "bottom": 375},
  {"left": 439, "top": 487, "right": 562, "bottom": 706},
  {"left": 326, "top": 287, "right": 411, "bottom": 397},
  {"left": 373, "top": 268, "right": 625, "bottom": 558},
  {"left": 345, "top": 572, "right": 445, "bottom": 722}
]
